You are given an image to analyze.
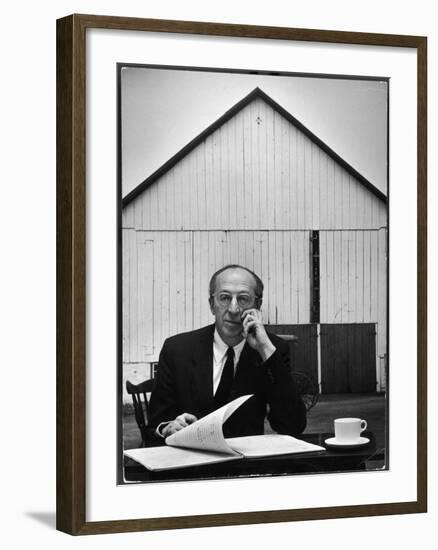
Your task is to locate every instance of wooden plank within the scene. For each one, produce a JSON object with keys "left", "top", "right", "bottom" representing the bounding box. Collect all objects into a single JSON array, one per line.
[
  {"left": 319, "top": 231, "right": 327, "bottom": 323},
  {"left": 128, "top": 229, "right": 138, "bottom": 361},
  {"left": 343, "top": 170, "right": 351, "bottom": 228},
  {"left": 227, "top": 117, "right": 238, "bottom": 231},
  {"left": 156, "top": 168, "right": 166, "bottom": 230},
  {"left": 133, "top": 195, "right": 143, "bottom": 230},
  {"left": 348, "top": 231, "right": 357, "bottom": 323},
  {"left": 312, "top": 142, "right": 320, "bottom": 230},
  {"left": 167, "top": 231, "right": 176, "bottom": 336},
  {"left": 236, "top": 112, "right": 246, "bottom": 231},
  {"left": 370, "top": 230, "right": 379, "bottom": 321},
  {"left": 252, "top": 230, "right": 261, "bottom": 286},
  {"left": 185, "top": 232, "right": 193, "bottom": 331},
  {"left": 362, "top": 189, "right": 371, "bottom": 230},
  {"left": 281, "top": 116, "right": 290, "bottom": 230},
  {"left": 122, "top": 229, "right": 130, "bottom": 363},
  {"left": 297, "top": 231, "right": 306, "bottom": 323},
  {"left": 296, "top": 131, "right": 305, "bottom": 229},
  {"left": 332, "top": 231, "right": 342, "bottom": 323},
  {"left": 259, "top": 231, "right": 269, "bottom": 315},
  {"left": 318, "top": 152, "right": 328, "bottom": 229},
  {"left": 192, "top": 231, "right": 201, "bottom": 329},
  {"left": 204, "top": 135, "right": 214, "bottom": 230},
  {"left": 123, "top": 202, "right": 134, "bottom": 229},
  {"left": 355, "top": 181, "right": 365, "bottom": 229},
  {"left": 274, "top": 232, "right": 283, "bottom": 324},
  {"left": 341, "top": 231, "right": 349, "bottom": 323},
  {"left": 228, "top": 229, "right": 237, "bottom": 265},
  {"left": 251, "top": 100, "right": 261, "bottom": 230},
  {"left": 377, "top": 227, "right": 388, "bottom": 358},
  {"left": 273, "top": 112, "right": 283, "bottom": 229},
  {"left": 325, "top": 231, "right": 334, "bottom": 323},
  {"left": 152, "top": 232, "right": 161, "bottom": 360},
  {"left": 137, "top": 233, "right": 154, "bottom": 361},
  {"left": 150, "top": 175, "right": 159, "bottom": 230},
  {"left": 186, "top": 153, "right": 195, "bottom": 230},
  {"left": 258, "top": 102, "right": 268, "bottom": 230},
  {"left": 215, "top": 231, "right": 226, "bottom": 269},
  {"left": 200, "top": 231, "right": 210, "bottom": 327},
  {"left": 347, "top": 175, "right": 356, "bottom": 229},
  {"left": 242, "top": 104, "right": 252, "bottom": 230},
  {"left": 282, "top": 232, "right": 292, "bottom": 324},
  {"left": 304, "top": 138, "right": 313, "bottom": 228},
  {"left": 267, "top": 231, "right": 276, "bottom": 324},
  {"left": 356, "top": 230, "right": 364, "bottom": 323},
  {"left": 363, "top": 230, "right": 371, "bottom": 321},
  {"left": 212, "top": 131, "right": 221, "bottom": 230},
  {"left": 289, "top": 124, "right": 298, "bottom": 229},
  {"left": 200, "top": 143, "right": 208, "bottom": 230},
  {"left": 142, "top": 184, "right": 152, "bottom": 231},
  {"left": 177, "top": 231, "right": 186, "bottom": 333},
  {"left": 293, "top": 232, "right": 300, "bottom": 324},
  {"left": 265, "top": 103, "right": 275, "bottom": 229},
  {"left": 160, "top": 231, "right": 170, "bottom": 340}
]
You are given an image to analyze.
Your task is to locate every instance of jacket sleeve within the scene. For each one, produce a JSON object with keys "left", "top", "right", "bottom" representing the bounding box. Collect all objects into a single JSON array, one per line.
[
  {"left": 263, "top": 340, "right": 307, "bottom": 436},
  {"left": 145, "top": 339, "right": 181, "bottom": 445}
]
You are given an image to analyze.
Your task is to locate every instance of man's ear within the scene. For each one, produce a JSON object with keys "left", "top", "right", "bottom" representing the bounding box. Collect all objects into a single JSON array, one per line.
[
  {"left": 208, "top": 296, "right": 215, "bottom": 315},
  {"left": 255, "top": 297, "right": 263, "bottom": 310}
]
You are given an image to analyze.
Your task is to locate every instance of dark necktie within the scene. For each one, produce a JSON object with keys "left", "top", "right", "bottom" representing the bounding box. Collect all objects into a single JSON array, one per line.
[{"left": 214, "top": 347, "right": 235, "bottom": 409}]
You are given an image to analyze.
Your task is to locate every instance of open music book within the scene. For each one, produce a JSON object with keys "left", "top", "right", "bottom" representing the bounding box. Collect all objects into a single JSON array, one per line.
[{"left": 124, "top": 394, "right": 325, "bottom": 471}]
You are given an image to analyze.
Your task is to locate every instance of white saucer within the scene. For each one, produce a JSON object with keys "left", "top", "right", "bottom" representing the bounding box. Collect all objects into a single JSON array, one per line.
[{"left": 324, "top": 436, "right": 370, "bottom": 449}]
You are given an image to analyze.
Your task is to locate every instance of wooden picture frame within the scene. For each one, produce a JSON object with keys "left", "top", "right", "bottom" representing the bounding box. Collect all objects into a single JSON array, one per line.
[{"left": 56, "top": 14, "right": 427, "bottom": 535}]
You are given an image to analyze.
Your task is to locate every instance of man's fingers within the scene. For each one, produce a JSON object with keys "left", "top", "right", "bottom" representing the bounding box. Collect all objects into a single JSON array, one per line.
[{"left": 183, "top": 413, "right": 197, "bottom": 424}]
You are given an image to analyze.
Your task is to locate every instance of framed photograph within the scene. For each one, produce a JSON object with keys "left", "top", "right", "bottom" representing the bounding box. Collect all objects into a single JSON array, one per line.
[{"left": 56, "top": 14, "right": 427, "bottom": 535}]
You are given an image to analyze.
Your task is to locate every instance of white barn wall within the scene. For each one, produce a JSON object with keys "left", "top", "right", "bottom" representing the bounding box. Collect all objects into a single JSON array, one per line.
[
  {"left": 122, "top": 93, "right": 387, "bottom": 398},
  {"left": 320, "top": 227, "right": 388, "bottom": 389},
  {"left": 123, "top": 229, "right": 312, "bottom": 364},
  {"left": 123, "top": 97, "right": 387, "bottom": 232}
]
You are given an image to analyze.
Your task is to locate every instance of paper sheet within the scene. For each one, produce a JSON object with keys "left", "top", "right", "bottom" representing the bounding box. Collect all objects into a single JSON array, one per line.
[
  {"left": 124, "top": 446, "right": 241, "bottom": 471},
  {"left": 226, "top": 434, "right": 326, "bottom": 457},
  {"left": 165, "top": 394, "right": 252, "bottom": 454}
]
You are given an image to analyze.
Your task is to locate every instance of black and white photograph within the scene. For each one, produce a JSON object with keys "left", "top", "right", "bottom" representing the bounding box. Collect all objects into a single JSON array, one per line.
[{"left": 119, "top": 65, "right": 388, "bottom": 483}]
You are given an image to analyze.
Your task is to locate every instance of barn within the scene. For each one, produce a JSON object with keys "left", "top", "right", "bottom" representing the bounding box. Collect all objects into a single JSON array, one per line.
[{"left": 122, "top": 87, "right": 387, "bottom": 401}]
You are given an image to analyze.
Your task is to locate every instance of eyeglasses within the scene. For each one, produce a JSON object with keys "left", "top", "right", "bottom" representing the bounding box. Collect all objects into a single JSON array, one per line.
[{"left": 212, "top": 292, "right": 257, "bottom": 309}]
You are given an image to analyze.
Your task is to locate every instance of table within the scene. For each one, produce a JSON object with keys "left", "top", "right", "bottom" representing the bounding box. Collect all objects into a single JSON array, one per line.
[{"left": 123, "top": 431, "right": 385, "bottom": 483}]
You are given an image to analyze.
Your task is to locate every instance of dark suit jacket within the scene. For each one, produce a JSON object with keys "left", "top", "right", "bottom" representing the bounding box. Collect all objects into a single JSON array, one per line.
[{"left": 147, "top": 324, "right": 306, "bottom": 444}]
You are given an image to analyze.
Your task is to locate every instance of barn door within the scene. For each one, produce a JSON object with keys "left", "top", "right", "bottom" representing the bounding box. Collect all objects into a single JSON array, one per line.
[{"left": 320, "top": 323, "right": 377, "bottom": 393}]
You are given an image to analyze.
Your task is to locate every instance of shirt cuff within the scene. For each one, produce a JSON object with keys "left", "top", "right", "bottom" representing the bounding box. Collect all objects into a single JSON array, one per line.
[{"left": 156, "top": 421, "right": 170, "bottom": 438}]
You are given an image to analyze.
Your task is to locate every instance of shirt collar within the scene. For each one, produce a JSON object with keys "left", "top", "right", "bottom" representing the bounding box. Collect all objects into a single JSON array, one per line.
[{"left": 213, "top": 328, "right": 246, "bottom": 364}]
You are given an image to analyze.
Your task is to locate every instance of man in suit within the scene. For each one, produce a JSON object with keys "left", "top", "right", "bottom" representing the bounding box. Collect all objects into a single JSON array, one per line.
[{"left": 147, "top": 264, "right": 306, "bottom": 444}]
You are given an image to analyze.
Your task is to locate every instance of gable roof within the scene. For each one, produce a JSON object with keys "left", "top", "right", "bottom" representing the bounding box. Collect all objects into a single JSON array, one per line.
[{"left": 122, "top": 87, "right": 386, "bottom": 207}]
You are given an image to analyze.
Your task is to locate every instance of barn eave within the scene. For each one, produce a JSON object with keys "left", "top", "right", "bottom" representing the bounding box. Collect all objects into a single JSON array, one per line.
[{"left": 122, "top": 86, "right": 387, "bottom": 208}]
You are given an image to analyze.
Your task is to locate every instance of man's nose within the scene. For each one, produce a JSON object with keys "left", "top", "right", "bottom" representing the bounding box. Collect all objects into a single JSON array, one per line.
[{"left": 227, "top": 297, "right": 241, "bottom": 314}]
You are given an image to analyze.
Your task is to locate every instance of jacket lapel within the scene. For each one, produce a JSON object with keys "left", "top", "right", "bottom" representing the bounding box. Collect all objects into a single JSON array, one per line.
[{"left": 191, "top": 324, "right": 215, "bottom": 414}]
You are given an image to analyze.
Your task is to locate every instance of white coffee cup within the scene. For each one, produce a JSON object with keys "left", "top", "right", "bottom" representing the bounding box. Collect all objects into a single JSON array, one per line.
[{"left": 334, "top": 418, "right": 367, "bottom": 442}]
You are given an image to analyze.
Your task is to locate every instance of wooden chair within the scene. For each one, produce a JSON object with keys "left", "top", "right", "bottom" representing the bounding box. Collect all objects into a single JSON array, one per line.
[{"left": 126, "top": 378, "right": 156, "bottom": 446}]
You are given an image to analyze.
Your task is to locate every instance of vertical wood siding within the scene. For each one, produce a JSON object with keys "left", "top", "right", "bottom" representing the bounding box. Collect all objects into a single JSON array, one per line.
[
  {"left": 320, "top": 228, "right": 387, "bottom": 364},
  {"left": 123, "top": 97, "right": 386, "bottom": 232},
  {"left": 122, "top": 95, "right": 387, "bottom": 386},
  {"left": 122, "top": 229, "right": 311, "bottom": 362}
]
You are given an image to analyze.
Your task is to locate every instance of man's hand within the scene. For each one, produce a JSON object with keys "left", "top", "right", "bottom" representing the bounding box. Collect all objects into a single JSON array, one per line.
[
  {"left": 241, "top": 309, "right": 276, "bottom": 362},
  {"left": 161, "top": 412, "right": 197, "bottom": 438}
]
